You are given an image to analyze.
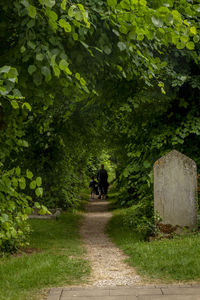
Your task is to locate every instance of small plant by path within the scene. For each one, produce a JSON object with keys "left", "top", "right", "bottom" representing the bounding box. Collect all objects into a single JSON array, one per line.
[
  {"left": 0, "top": 213, "right": 90, "bottom": 300},
  {"left": 107, "top": 209, "right": 200, "bottom": 282}
]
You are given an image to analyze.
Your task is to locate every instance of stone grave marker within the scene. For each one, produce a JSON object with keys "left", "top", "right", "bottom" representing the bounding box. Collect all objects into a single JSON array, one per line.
[{"left": 154, "top": 150, "right": 198, "bottom": 230}]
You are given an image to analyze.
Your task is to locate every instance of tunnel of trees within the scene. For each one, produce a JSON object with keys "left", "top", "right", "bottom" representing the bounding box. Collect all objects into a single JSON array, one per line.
[{"left": 0, "top": 0, "right": 200, "bottom": 252}]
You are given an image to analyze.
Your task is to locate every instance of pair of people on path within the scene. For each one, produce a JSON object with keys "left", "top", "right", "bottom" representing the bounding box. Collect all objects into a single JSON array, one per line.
[{"left": 89, "top": 164, "right": 108, "bottom": 199}]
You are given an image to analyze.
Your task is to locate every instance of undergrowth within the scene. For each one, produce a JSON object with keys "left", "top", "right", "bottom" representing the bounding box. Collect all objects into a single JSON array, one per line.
[{"left": 107, "top": 209, "right": 200, "bottom": 282}]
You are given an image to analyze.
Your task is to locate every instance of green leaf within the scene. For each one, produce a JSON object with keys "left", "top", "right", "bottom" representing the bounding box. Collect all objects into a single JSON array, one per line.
[
  {"left": 36, "top": 177, "right": 42, "bottom": 187},
  {"left": 120, "top": 25, "right": 128, "bottom": 34},
  {"left": 190, "top": 26, "right": 197, "bottom": 35},
  {"left": 28, "top": 5, "right": 37, "bottom": 18},
  {"left": 41, "top": 66, "right": 51, "bottom": 77},
  {"left": 180, "top": 35, "right": 189, "bottom": 43},
  {"left": 36, "top": 53, "right": 44, "bottom": 61},
  {"left": 12, "top": 178, "right": 18, "bottom": 188},
  {"left": 22, "top": 102, "right": 32, "bottom": 111},
  {"left": 65, "top": 67, "right": 72, "bottom": 75},
  {"left": 61, "top": 0, "right": 66, "bottom": 10},
  {"left": 172, "top": 10, "right": 181, "bottom": 21},
  {"left": 46, "top": 9, "right": 58, "bottom": 21},
  {"left": 68, "top": 5, "right": 76, "bottom": 17},
  {"left": 22, "top": 140, "right": 29, "bottom": 147},
  {"left": 72, "top": 33, "right": 78, "bottom": 41},
  {"left": 193, "top": 35, "right": 200, "bottom": 43},
  {"left": 20, "top": 46, "right": 26, "bottom": 53},
  {"left": 77, "top": 3, "right": 85, "bottom": 11},
  {"left": 151, "top": 16, "right": 163, "bottom": 27},
  {"left": 59, "top": 59, "right": 68, "bottom": 70},
  {"left": 59, "top": 60, "right": 72, "bottom": 75},
  {"left": 53, "top": 64, "right": 60, "bottom": 77},
  {"left": 165, "top": 13, "right": 173, "bottom": 25},
  {"left": 158, "top": 81, "right": 164, "bottom": 88},
  {"left": 13, "top": 89, "right": 22, "bottom": 97},
  {"left": 7, "top": 68, "right": 18, "bottom": 82},
  {"left": 34, "top": 202, "right": 41, "bottom": 209},
  {"left": 75, "top": 73, "right": 81, "bottom": 80},
  {"left": 143, "top": 161, "right": 151, "bottom": 168},
  {"left": 30, "top": 180, "right": 36, "bottom": 189},
  {"left": 74, "top": 11, "right": 83, "bottom": 21},
  {"left": 33, "top": 73, "right": 42, "bottom": 86},
  {"left": 44, "top": 0, "right": 55, "bottom": 8},
  {"left": 107, "top": 0, "right": 117, "bottom": 8},
  {"left": 183, "top": 20, "right": 190, "bottom": 27},
  {"left": 27, "top": 41, "right": 36, "bottom": 49},
  {"left": 28, "top": 65, "right": 36, "bottom": 75},
  {"left": 0, "top": 214, "right": 9, "bottom": 223},
  {"left": 186, "top": 41, "right": 195, "bottom": 50},
  {"left": 80, "top": 77, "right": 86, "bottom": 86},
  {"left": 24, "top": 207, "right": 33, "bottom": 215},
  {"left": 177, "top": 42, "right": 185, "bottom": 50},
  {"left": 139, "top": 0, "right": 146, "bottom": 5},
  {"left": 80, "top": 41, "right": 89, "bottom": 49},
  {"left": 11, "top": 100, "right": 19, "bottom": 109},
  {"left": 38, "top": 205, "right": 51, "bottom": 215},
  {"left": 21, "top": 0, "right": 29, "bottom": 8},
  {"left": 117, "top": 42, "right": 126, "bottom": 51},
  {"left": 19, "top": 181, "right": 26, "bottom": 190},
  {"left": 59, "top": 19, "right": 67, "bottom": 28},
  {"left": 112, "top": 29, "right": 120, "bottom": 36},
  {"left": 35, "top": 187, "right": 43, "bottom": 197},
  {"left": 104, "top": 46, "right": 112, "bottom": 55},
  {"left": 0, "top": 66, "right": 11, "bottom": 74},
  {"left": 38, "top": 207, "right": 47, "bottom": 215},
  {"left": 26, "top": 170, "right": 33, "bottom": 179},
  {"left": 27, "top": 19, "right": 35, "bottom": 28},
  {"left": 48, "top": 19, "right": 58, "bottom": 32},
  {"left": 59, "top": 19, "right": 71, "bottom": 32},
  {"left": 16, "top": 167, "right": 21, "bottom": 176},
  {"left": 48, "top": 10, "right": 58, "bottom": 22}
]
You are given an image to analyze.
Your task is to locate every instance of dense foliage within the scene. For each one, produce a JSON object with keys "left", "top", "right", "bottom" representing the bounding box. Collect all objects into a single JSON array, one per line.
[{"left": 1, "top": 0, "right": 200, "bottom": 251}]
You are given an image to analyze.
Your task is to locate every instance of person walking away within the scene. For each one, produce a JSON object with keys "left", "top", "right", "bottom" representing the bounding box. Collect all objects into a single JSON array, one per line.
[
  {"left": 89, "top": 176, "right": 97, "bottom": 200},
  {"left": 97, "top": 164, "right": 108, "bottom": 199}
]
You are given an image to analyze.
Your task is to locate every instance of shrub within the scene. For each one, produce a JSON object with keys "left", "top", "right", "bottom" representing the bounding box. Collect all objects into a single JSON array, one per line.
[
  {"left": 122, "top": 197, "right": 155, "bottom": 238},
  {"left": 0, "top": 167, "right": 48, "bottom": 253}
]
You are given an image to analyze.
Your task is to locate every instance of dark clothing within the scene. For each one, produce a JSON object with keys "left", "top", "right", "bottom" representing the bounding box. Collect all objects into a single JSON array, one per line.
[
  {"left": 97, "top": 169, "right": 108, "bottom": 184},
  {"left": 98, "top": 182, "right": 108, "bottom": 195},
  {"left": 89, "top": 179, "right": 98, "bottom": 196},
  {"left": 97, "top": 169, "right": 108, "bottom": 195},
  {"left": 89, "top": 180, "right": 97, "bottom": 189}
]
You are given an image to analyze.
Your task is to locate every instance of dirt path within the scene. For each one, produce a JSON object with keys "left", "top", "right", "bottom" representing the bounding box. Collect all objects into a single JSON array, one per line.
[{"left": 80, "top": 198, "right": 141, "bottom": 287}]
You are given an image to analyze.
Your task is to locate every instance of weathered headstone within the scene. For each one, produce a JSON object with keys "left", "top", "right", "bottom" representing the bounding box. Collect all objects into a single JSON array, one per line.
[{"left": 154, "top": 150, "right": 198, "bottom": 230}]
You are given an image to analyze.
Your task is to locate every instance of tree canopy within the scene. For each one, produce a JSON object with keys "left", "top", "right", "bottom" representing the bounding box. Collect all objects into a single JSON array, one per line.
[{"left": 1, "top": 0, "right": 200, "bottom": 251}]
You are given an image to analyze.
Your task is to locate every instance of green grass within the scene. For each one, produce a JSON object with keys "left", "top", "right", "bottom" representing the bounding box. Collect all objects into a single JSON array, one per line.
[
  {"left": 0, "top": 213, "right": 90, "bottom": 300},
  {"left": 106, "top": 209, "right": 200, "bottom": 282}
]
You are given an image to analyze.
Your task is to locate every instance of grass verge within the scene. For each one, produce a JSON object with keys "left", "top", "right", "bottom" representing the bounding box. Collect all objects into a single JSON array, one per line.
[
  {"left": 106, "top": 209, "right": 200, "bottom": 282},
  {"left": 0, "top": 212, "right": 89, "bottom": 300},
  {"left": 78, "top": 186, "right": 90, "bottom": 211}
]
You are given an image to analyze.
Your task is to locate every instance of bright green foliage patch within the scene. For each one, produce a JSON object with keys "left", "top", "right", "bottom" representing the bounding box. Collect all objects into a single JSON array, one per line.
[
  {"left": 0, "top": 213, "right": 90, "bottom": 300},
  {"left": 107, "top": 210, "right": 200, "bottom": 281},
  {"left": 0, "top": 168, "right": 49, "bottom": 253}
]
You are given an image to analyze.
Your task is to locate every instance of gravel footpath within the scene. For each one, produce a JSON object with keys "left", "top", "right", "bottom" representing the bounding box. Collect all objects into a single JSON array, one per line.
[{"left": 80, "top": 198, "right": 141, "bottom": 287}]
